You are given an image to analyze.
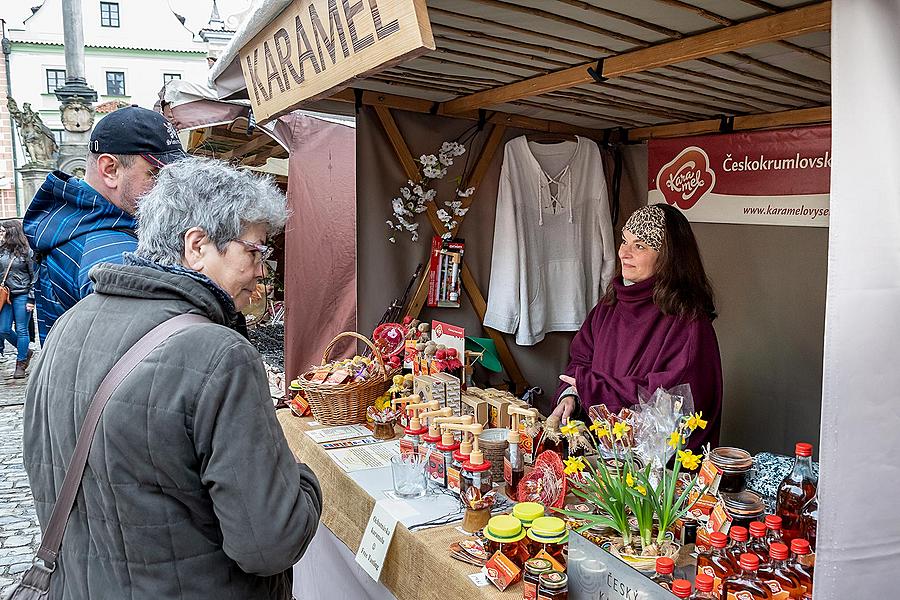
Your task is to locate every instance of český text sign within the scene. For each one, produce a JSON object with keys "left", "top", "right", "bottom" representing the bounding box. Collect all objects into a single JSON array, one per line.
[{"left": 239, "top": 0, "right": 434, "bottom": 122}]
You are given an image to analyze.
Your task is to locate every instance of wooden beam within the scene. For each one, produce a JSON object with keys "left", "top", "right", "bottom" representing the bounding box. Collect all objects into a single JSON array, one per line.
[
  {"left": 220, "top": 134, "right": 275, "bottom": 160},
  {"left": 628, "top": 106, "right": 830, "bottom": 140},
  {"left": 440, "top": 2, "right": 831, "bottom": 115},
  {"left": 450, "top": 124, "right": 506, "bottom": 238}
]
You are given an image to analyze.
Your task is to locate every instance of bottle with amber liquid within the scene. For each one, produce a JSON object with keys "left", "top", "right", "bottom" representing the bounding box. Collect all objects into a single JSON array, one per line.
[
  {"left": 776, "top": 443, "right": 817, "bottom": 544},
  {"left": 748, "top": 522, "right": 770, "bottom": 566},
  {"left": 671, "top": 580, "right": 692, "bottom": 599},
  {"left": 765, "top": 515, "right": 784, "bottom": 547},
  {"left": 726, "top": 526, "right": 751, "bottom": 568},
  {"left": 788, "top": 539, "right": 814, "bottom": 599},
  {"left": 758, "top": 542, "right": 802, "bottom": 600},
  {"left": 799, "top": 494, "right": 818, "bottom": 551},
  {"left": 651, "top": 556, "right": 675, "bottom": 590},
  {"left": 722, "top": 553, "right": 774, "bottom": 600},
  {"left": 689, "top": 574, "right": 717, "bottom": 599},
  {"left": 697, "top": 531, "right": 734, "bottom": 597}
]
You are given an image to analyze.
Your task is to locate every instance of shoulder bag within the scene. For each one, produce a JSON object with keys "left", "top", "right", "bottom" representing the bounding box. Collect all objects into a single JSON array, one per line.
[
  {"left": 6, "top": 313, "right": 211, "bottom": 599},
  {"left": 0, "top": 256, "right": 14, "bottom": 305}
]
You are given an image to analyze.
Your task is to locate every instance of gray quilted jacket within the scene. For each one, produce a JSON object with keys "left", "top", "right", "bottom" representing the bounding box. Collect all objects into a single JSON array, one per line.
[{"left": 23, "top": 262, "right": 322, "bottom": 599}]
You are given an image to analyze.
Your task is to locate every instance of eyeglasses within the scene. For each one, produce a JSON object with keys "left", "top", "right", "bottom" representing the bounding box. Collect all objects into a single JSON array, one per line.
[{"left": 233, "top": 239, "right": 274, "bottom": 264}]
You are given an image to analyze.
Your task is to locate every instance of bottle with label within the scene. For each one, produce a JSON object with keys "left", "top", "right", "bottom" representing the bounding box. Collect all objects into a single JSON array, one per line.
[
  {"left": 727, "top": 526, "right": 751, "bottom": 567},
  {"left": 536, "top": 415, "right": 566, "bottom": 459},
  {"left": 690, "top": 573, "right": 716, "bottom": 599},
  {"left": 651, "top": 556, "right": 675, "bottom": 590},
  {"left": 455, "top": 424, "right": 493, "bottom": 505},
  {"left": 787, "top": 539, "right": 814, "bottom": 599},
  {"left": 523, "top": 558, "right": 554, "bottom": 600},
  {"left": 419, "top": 407, "right": 452, "bottom": 451},
  {"left": 799, "top": 494, "right": 817, "bottom": 550},
  {"left": 537, "top": 570, "right": 568, "bottom": 600},
  {"left": 748, "top": 521, "right": 770, "bottom": 566},
  {"left": 758, "top": 542, "right": 802, "bottom": 600},
  {"left": 671, "top": 580, "right": 692, "bottom": 599},
  {"left": 696, "top": 531, "right": 735, "bottom": 597},
  {"left": 721, "top": 553, "right": 774, "bottom": 600},
  {"left": 505, "top": 405, "right": 539, "bottom": 499},
  {"left": 765, "top": 515, "right": 784, "bottom": 547},
  {"left": 775, "top": 442, "right": 817, "bottom": 544},
  {"left": 396, "top": 398, "right": 437, "bottom": 458}
]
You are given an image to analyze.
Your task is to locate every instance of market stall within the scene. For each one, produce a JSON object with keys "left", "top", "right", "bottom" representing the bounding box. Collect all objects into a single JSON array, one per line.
[{"left": 199, "top": 0, "right": 900, "bottom": 598}]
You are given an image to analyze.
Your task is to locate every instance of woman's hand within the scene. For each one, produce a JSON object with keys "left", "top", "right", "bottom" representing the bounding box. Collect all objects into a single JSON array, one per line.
[
  {"left": 26, "top": 303, "right": 34, "bottom": 312},
  {"left": 551, "top": 374, "right": 579, "bottom": 423}
]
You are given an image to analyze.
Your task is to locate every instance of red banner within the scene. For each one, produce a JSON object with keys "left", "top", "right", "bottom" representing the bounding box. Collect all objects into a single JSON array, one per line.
[{"left": 648, "top": 126, "right": 831, "bottom": 227}]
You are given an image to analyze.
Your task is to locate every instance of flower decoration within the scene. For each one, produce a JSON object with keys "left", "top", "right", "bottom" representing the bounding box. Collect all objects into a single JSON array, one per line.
[
  {"left": 685, "top": 412, "right": 708, "bottom": 432},
  {"left": 667, "top": 431, "right": 685, "bottom": 449},
  {"left": 564, "top": 456, "right": 585, "bottom": 475},
  {"left": 678, "top": 449, "right": 701, "bottom": 471},
  {"left": 590, "top": 421, "right": 610, "bottom": 438},
  {"left": 612, "top": 421, "right": 631, "bottom": 441},
  {"left": 387, "top": 141, "right": 471, "bottom": 242},
  {"left": 560, "top": 422, "right": 579, "bottom": 436}
]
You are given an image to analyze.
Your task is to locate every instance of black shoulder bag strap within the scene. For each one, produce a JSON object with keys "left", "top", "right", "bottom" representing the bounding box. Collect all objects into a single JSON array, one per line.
[{"left": 7, "top": 313, "right": 211, "bottom": 599}]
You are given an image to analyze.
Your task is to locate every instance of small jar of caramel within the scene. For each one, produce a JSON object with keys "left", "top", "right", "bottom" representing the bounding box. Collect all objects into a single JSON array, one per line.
[
  {"left": 526, "top": 516, "right": 568, "bottom": 565},
  {"left": 483, "top": 515, "right": 529, "bottom": 568},
  {"left": 721, "top": 490, "right": 766, "bottom": 530},
  {"left": 709, "top": 447, "right": 754, "bottom": 494},
  {"left": 522, "top": 558, "right": 553, "bottom": 600},
  {"left": 537, "top": 570, "right": 568, "bottom": 600}
]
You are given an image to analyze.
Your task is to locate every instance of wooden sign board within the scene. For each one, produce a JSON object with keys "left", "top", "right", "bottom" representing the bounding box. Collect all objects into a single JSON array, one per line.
[{"left": 239, "top": 0, "right": 434, "bottom": 122}]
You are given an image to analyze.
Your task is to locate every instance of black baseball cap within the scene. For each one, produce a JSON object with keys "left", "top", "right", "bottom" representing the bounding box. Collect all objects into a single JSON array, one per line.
[{"left": 89, "top": 105, "right": 187, "bottom": 167}]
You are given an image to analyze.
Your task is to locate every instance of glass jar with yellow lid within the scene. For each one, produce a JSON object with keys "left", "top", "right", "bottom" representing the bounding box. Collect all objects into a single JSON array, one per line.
[
  {"left": 526, "top": 516, "right": 568, "bottom": 565},
  {"left": 483, "top": 514, "right": 529, "bottom": 568},
  {"left": 512, "top": 502, "right": 545, "bottom": 529}
]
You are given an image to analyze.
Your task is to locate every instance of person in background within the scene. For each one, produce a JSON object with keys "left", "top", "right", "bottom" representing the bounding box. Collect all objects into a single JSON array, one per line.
[
  {"left": 24, "top": 157, "right": 321, "bottom": 599},
  {"left": 0, "top": 219, "right": 36, "bottom": 379},
  {"left": 551, "top": 203, "right": 722, "bottom": 452},
  {"left": 23, "top": 105, "right": 186, "bottom": 342}
]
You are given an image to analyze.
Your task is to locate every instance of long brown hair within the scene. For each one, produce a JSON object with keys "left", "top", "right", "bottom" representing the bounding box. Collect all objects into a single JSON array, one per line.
[
  {"left": 602, "top": 204, "right": 717, "bottom": 320},
  {"left": 0, "top": 219, "right": 30, "bottom": 258}
]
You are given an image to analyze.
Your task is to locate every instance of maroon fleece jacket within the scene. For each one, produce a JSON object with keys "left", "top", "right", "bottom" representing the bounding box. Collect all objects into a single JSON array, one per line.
[{"left": 556, "top": 276, "right": 722, "bottom": 451}]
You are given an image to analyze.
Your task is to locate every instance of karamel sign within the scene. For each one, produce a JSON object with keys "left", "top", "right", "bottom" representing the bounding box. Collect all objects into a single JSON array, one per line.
[{"left": 240, "top": 0, "right": 434, "bottom": 122}]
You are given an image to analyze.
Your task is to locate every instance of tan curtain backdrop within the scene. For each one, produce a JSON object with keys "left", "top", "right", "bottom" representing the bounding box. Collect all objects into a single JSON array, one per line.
[{"left": 284, "top": 114, "right": 357, "bottom": 382}]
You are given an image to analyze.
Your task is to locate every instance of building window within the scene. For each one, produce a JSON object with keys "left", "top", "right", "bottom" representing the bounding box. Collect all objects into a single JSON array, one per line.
[
  {"left": 100, "top": 2, "right": 120, "bottom": 27},
  {"left": 163, "top": 73, "right": 181, "bottom": 84},
  {"left": 46, "top": 69, "right": 66, "bottom": 94},
  {"left": 106, "top": 71, "right": 125, "bottom": 96}
]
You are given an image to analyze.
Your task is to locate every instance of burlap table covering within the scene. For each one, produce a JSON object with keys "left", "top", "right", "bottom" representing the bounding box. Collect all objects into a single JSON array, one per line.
[{"left": 278, "top": 411, "right": 518, "bottom": 599}]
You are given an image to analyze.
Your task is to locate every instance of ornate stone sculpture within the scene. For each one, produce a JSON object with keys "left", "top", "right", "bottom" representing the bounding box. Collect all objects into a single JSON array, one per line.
[
  {"left": 8, "top": 97, "right": 58, "bottom": 167},
  {"left": 60, "top": 95, "right": 95, "bottom": 133}
]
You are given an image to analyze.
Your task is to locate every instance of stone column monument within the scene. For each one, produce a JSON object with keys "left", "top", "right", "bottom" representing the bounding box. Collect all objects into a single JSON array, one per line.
[{"left": 54, "top": 0, "right": 97, "bottom": 176}]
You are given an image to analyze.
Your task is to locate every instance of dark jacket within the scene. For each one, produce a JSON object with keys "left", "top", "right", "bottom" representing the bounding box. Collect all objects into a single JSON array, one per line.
[
  {"left": 23, "top": 261, "right": 322, "bottom": 600},
  {"left": 0, "top": 249, "right": 37, "bottom": 299},
  {"left": 24, "top": 171, "right": 138, "bottom": 342}
]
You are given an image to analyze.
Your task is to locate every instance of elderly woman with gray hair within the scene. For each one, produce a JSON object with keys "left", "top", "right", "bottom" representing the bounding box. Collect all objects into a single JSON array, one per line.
[{"left": 23, "top": 158, "right": 322, "bottom": 600}]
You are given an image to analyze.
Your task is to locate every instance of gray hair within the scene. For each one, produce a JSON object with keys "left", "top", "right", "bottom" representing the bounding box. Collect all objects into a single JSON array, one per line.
[{"left": 135, "top": 156, "right": 288, "bottom": 265}]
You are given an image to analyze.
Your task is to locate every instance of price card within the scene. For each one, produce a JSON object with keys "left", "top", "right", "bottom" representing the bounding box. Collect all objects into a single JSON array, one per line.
[{"left": 355, "top": 501, "right": 399, "bottom": 581}]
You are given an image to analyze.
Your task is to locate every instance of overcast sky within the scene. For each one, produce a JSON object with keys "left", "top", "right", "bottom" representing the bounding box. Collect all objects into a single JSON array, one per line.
[{"left": 1, "top": 0, "right": 253, "bottom": 34}]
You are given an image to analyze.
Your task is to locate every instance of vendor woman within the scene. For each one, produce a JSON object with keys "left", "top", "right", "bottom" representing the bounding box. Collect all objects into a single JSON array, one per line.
[{"left": 551, "top": 203, "right": 722, "bottom": 451}]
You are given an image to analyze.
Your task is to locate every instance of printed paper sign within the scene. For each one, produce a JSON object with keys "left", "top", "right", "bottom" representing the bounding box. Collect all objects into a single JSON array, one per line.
[
  {"left": 328, "top": 440, "right": 401, "bottom": 472},
  {"left": 355, "top": 501, "right": 399, "bottom": 581},
  {"left": 305, "top": 424, "right": 372, "bottom": 443},
  {"left": 648, "top": 125, "right": 831, "bottom": 227}
]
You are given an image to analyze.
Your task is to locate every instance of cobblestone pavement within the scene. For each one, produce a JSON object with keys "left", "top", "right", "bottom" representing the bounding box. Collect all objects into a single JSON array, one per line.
[{"left": 0, "top": 351, "right": 40, "bottom": 595}]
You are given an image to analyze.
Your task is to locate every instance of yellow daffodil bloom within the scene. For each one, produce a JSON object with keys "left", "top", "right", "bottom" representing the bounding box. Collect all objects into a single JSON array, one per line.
[
  {"left": 678, "top": 449, "right": 702, "bottom": 470},
  {"left": 686, "top": 412, "right": 708, "bottom": 431},
  {"left": 560, "top": 422, "right": 578, "bottom": 436},
  {"left": 625, "top": 472, "right": 635, "bottom": 488},
  {"left": 636, "top": 485, "right": 647, "bottom": 496},
  {"left": 589, "top": 421, "right": 610, "bottom": 438},
  {"left": 564, "top": 456, "right": 585, "bottom": 475},
  {"left": 612, "top": 421, "right": 631, "bottom": 440},
  {"left": 667, "top": 431, "right": 684, "bottom": 449}
]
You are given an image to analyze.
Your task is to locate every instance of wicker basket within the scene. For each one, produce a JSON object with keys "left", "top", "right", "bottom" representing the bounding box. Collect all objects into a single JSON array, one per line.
[
  {"left": 296, "top": 332, "right": 396, "bottom": 426},
  {"left": 479, "top": 428, "right": 510, "bottom": 484}
]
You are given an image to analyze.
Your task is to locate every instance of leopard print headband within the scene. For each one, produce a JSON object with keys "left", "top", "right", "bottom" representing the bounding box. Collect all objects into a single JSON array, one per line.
[{"left": 623, "top": 205, "right": 665, "bottom": 252}]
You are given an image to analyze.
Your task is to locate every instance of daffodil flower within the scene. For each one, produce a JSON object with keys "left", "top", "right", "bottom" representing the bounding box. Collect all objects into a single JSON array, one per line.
[
  {"left": 564, "top": 456, "right": 585, "bottom": 475},
  {"left": 560, "top": 422, "right": 578, "bottom": 436},
  {"left": 612, "top": 421, "right": 631, "bottom": 440},
  {"left": 636, "top": 485, "right": 647, "bottom": 496},
  {"left": 667, "top": 431, "right": 683, "bottom": 449},
  {"left": 625, "top": 472, "right": 635, "bottom": 488},
  {"left": 686, "top": 412, "right": 708, "bottom": 431},
  {"left": 678, "top": 449, "right": 701, "bottom": 470},
  {"left": 590, "top": 421, "right": 610, "bottom": 438}
]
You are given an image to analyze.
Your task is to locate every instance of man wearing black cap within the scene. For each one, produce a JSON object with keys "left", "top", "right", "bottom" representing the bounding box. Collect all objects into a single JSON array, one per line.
[{"left": 24, "top": 105, "right": 186, "bottom": 343}]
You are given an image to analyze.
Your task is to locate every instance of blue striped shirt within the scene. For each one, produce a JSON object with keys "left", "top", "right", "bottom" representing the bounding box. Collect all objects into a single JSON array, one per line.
[{"left": 24, "top": 171, "right": 137, "bottom": 342}]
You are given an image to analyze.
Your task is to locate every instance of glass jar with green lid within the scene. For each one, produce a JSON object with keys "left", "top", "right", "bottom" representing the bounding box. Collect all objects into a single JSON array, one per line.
[
  {"left": 522, "top": 558, "right": 554, "bottom": 600},
  {"left": 526, "top": 516, "right": 568, "bottom": 565},
  {"left": 483, "top": 514, "right": 529, "bottom": 567},
  {"left": 513, "top": 502, "right": 545, "bottom": 528}
]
